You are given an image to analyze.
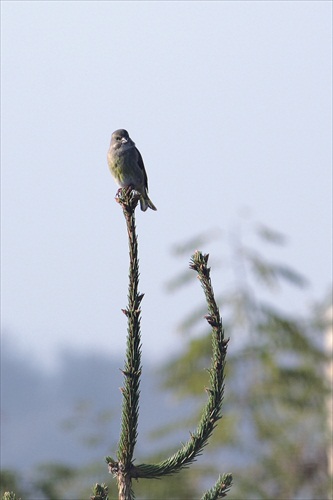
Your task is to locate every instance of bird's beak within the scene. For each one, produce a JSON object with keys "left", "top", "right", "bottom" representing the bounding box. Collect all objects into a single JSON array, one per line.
[{"left": 121, "top": 137, "right": 128, "bottom": 144}]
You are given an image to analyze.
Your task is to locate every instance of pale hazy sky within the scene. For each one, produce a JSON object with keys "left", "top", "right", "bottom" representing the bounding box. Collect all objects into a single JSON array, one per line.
[{"left": 1, "top": 1, "right": 332, "bottom": 371}]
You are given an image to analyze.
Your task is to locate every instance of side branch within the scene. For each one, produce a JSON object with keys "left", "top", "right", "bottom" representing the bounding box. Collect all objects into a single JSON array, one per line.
[
  {"left": 201, "top": 473, "right": 233, "bottom": 500},
  {"left": 132, "top": 250, "right": 230, "bottom": 479}
]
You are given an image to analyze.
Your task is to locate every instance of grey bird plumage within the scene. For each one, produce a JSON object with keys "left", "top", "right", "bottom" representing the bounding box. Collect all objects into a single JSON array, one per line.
[{"left": 107, "top": 129, "right": 157, "bottom": 212}]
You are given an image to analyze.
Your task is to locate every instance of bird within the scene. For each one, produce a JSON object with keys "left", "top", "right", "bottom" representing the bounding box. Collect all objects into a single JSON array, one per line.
[{"left": 107, "top": 129, "right": 157, "bottom": 212}]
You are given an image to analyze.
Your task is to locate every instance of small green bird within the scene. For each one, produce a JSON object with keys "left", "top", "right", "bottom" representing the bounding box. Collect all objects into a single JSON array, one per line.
[{"left": 107, "top": 129, "right": 157, "bottom": 212}]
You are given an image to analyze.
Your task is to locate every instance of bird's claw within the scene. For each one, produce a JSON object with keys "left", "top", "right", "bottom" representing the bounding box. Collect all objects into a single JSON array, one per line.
[{"left": 115, "top": 186, "right": 135, "bottom": 204}]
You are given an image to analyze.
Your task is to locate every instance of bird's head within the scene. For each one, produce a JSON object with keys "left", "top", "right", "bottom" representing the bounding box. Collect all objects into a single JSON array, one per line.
[{"left": 110, "top": 129, "right": 135, "bottom": 153}]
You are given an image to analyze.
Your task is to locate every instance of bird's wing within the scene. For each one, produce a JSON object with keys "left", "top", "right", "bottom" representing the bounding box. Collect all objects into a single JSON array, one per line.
[{"left": 135, "top": 147, "right": 149, "bottom": 191}]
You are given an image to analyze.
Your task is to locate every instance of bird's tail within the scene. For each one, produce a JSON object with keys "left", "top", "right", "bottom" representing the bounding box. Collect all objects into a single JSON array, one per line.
[{"left": 140, "top": 194, "right": 157, "bottom": 212}]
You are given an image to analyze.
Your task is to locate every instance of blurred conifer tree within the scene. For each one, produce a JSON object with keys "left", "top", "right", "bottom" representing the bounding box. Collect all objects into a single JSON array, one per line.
[{"left": 159, "top": 218, "right": 331, "bottom": 499}]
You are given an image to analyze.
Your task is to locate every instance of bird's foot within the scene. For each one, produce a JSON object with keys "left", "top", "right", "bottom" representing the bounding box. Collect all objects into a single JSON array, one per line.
[{"left": 115, "top": 185, "right": 135, "bottom": 203}]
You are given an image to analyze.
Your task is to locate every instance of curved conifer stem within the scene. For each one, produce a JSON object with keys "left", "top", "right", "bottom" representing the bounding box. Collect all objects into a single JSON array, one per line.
[{"left": 131, "top": 251, "right": 230, "bottom": 479}]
